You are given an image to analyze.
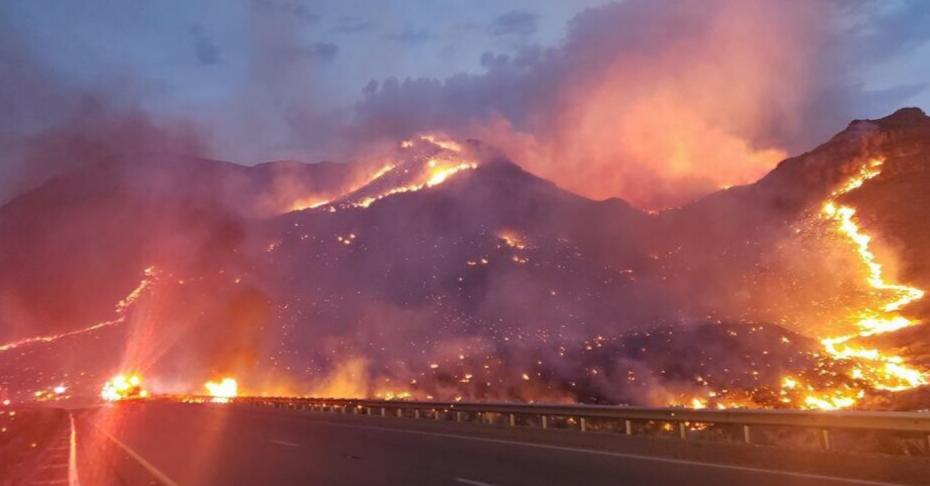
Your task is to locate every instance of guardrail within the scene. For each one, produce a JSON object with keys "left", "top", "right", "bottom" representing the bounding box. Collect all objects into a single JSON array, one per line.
[{"left": 178, "top": 396, "right": 930, "bottom": 454}]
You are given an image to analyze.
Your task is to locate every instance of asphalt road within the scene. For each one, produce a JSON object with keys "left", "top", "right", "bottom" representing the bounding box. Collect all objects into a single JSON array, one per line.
[{"left": 61, "top": 403, "right": 929, "bottom": 486}]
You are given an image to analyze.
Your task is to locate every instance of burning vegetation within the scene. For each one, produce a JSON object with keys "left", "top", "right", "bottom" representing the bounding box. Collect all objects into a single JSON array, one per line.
[
  {"left": 2, "top": 110, "right": 930, "bottom": 411},
  {"left": 100, "top": 373, "right": 147, "bottom": 401},
  {"left": 205, "top": 378, "right": 238, "bottom": 403},
  {"left": 779, "top": 158, "right": 925, "bottom": 408}
]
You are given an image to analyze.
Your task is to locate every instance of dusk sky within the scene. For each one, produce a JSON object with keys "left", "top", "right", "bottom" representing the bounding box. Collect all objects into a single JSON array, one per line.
[
  {"left": 4, "top": 1, "right": 601, "bottom": 158},
  {"left": 3, "top": 0, "right": 930, "bottom": 207}
]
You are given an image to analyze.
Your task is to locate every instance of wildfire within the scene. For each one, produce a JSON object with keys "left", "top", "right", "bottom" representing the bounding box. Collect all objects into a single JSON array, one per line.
[
  {"left": 204, "top": 378, "right": 238, "bottom": 403},
  {"left": 288, "top": 163, "right": 396, "bottom": 212},
  {"left": 497, "top": 230, "right": 528, "bottom": 250},
  {"left": 791, "top": 157, "right": 926, "bottom": 409},
  {"left": 288, "top": 198, "right": 331, "bottom": 212},
  {"left": 375, "top": 390, "right": 412, "bottom": 401},
  {"left": 417, "top": 134, "right": 464, "bottom": 153},
  {"left": 350, "top": 160, "right": 478, "bottom": 209},
  {"left": 0, "top": 267, "right": 158, "bottom": 353},
  {"left": 101, "top": 373, "right": 148, "bottom": 401},
  {"left": 425, "top": 161, "right": 476, "bottom": 186},
  {"left": 33, "top": 385, "right": 70, "bottom": 402},
  {"left": 667, "top": 394, "right": 756, "bottom": 410},
  {"left": 779, "top": 376, "right": 864, "bottom": 410},
  {"left": 288, "top": 135, "right": 479, "bottom": 213}
]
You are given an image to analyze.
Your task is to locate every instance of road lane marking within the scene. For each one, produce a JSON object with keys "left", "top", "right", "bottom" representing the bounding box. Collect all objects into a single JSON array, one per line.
[
  {"left": 270, "top": 439, "right": 300, "bottom": 448},
  {"left": 256, "top": 415, "right": 906, "bottom": 486},
  {"left": 91, "top": 424, "right": 180, "bottom": 486},
  {"left": 454, "top": 478, "right": 499, "bottom": 486},
  {"left": 67, "top": 413, "right": 80, "bottom": 486}
]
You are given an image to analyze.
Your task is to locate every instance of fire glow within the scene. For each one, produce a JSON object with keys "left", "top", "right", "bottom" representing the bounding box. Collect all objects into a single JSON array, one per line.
[
  {"left": 205, "top": 378, "right": 238, "bottom": 403},
  {"left": 288, "top": 163, "right": 397, "bottom": 212},
  {"left": 350, "top": 159, "right": 477, "bottom": 209},
  {"left": 289, "top": 135, "right": 479, "bottom": 213},
  {"left": 670, "top": 157, "right": 927, "bottom": 411},
  {"left": 792, "top": 158, "right": 926, "bottom": 409},
  {"left": 101, "top": 373, "right": 148, "bottom": 401},
  {"left": 0, "top": 266, "right": 157, "bottom": 354}
]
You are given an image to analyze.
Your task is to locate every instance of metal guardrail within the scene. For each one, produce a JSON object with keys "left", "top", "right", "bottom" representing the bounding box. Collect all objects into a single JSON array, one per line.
[{"left": 179, "top": 396, "right": 930, "bottom": 453}]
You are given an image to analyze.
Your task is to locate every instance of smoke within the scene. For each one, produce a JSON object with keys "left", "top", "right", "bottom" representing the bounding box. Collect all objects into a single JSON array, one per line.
[
  {"left": 0, "top": 18, "right": 210, "bottom": 204},
  {"left": 346, "top": 0, "right": 927, "bottom": 209},
  {"left": 2, "top": 1, "right": 929, "bottom": 408},
  {"left": 5, "top": 1, "right": 927, "bottom": 209}
]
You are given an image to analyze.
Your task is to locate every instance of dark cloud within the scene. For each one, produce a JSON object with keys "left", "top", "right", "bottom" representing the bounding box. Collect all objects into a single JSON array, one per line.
[
  {"left": 332, "top": 17, "right": 374, "bottom": 34},
  {"left": 188, "top": 24, "right": 222, "bottom": 66},
  {"left": 491, "top": 10, "right": 538, "bottom": 37},
  {"left": 296, "top": 42, "right": 339, "bottom": 62},
  {"left": 450, "top": 22, "right": 482, "bottom": 34},
  {"left": 251, "top": 0, "right": 320, "bottom": 24},
  {"left": 386, "top": 27, "right": 431, "bottom": 45}
]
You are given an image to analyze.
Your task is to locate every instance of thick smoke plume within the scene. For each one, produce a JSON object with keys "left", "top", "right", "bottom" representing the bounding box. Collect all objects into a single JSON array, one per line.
[{"left": 348, "top": 0, "right": 927, "bottom": 209}]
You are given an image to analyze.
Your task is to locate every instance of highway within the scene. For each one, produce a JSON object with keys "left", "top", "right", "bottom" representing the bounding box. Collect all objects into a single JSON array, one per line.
[{"left": 48, "top": 402, "right": 928, "bottom": 486}]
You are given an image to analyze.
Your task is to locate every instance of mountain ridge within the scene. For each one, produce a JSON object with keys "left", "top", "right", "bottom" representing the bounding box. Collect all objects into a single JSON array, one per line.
[{"left": 1, "top": 108, "right": 929, "bottom": 408}]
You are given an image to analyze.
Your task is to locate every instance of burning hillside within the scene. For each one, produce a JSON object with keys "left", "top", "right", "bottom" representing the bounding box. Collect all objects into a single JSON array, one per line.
[
  {"left": 2, "top": 109, "right": 930, "bottom": 411},
  {"left": 291, "top": 134, "right": 480, "bottom": 213}
]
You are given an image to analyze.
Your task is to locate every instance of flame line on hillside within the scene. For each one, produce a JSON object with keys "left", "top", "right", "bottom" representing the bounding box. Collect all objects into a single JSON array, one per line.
[
  {"left": 290, "top": 135, "right": 478, "bottom": 213},
  {"left": 789, "top": 158, "right": 926, "bottom": 409},
  {"left": 350, "top": 161, "right": 477, "bottom": 209},
  {"left": 0, "top": 266, "right": 157, "bottom": 353},
  {"left": 288, "top": 163, "right": 397, "bottom": 212}
]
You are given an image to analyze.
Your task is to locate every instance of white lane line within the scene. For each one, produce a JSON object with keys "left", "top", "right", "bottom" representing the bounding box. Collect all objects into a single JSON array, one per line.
[
  {"left": 91, "top": 424, "right": 180, "bottom": 486},
  {"left": 454, "top": 478, "right": 499, "bottom": 486},
  {"left": 67, "top": 412, "right": 80, "bottom": 486},
  {"left": 257, "top": 416, "right": 907, "bottom": 486},
  {"left": 270, "top": 439, "right": 300, "bottom": 448}
]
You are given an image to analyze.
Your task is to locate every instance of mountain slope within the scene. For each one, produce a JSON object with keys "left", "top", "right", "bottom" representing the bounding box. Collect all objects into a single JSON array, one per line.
[{"left": 1, "top": 109, "right": 929, "bottom": 408}]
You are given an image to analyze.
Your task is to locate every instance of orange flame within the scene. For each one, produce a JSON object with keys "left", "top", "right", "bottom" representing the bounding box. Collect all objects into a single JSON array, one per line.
[
  {"left": 101, "top": 373, "right": 147, "bottom": 401},
  {"left": 790, "top": 158, "right": 926, "bottom": 409},
  {"left": 205, "top": 378, "right": 238, "bottom": 403},
  {"left": 0, "top": 267, "right": 158, "bottom": 353}
]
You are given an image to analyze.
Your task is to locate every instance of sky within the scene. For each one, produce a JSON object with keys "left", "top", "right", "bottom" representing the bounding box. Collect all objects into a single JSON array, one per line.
[
  {"left": 2, "top": 0, "right": 929, "bottom": 208},
  {"left": 2, "top": 0, "right": 602, "bottom": 159}
]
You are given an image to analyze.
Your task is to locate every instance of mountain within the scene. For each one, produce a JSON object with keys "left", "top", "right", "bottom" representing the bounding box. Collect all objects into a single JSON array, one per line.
[
  {"left": 1, "top": 108, "right": 929, "bottom": 409},
  {"left": 0, "top": 155, "right": 369, "bottom": 339}
]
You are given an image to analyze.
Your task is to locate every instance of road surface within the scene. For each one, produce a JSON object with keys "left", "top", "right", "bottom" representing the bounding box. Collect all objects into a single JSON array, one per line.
[{"left": 43, "top": 403, "right": 930, "bottom": 485}]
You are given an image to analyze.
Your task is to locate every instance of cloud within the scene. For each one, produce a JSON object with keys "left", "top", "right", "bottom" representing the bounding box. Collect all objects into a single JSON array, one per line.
[
  {"left": 345, "top": 0, "right": 930, "bottom": 210},
  {"left": 188, "top": 24, "right": 222, "bottom": 66},
  {"left": 4, "top": 0, "right": 929, "bottom": 210},
  {"left": 295, "top": 42, "right": 339, "bottom": 62},
  {"left": 386, "top": 27, "right": 431, "bottom": 45},
  {"left": 332, "top": 16, "right": 374, "bottom": 34},
  {"left": 491, "top": 10, "right": 538, "bottom": 37},
  {"left": 251, "top": 0, "right": 320, "bottom": 24}
]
